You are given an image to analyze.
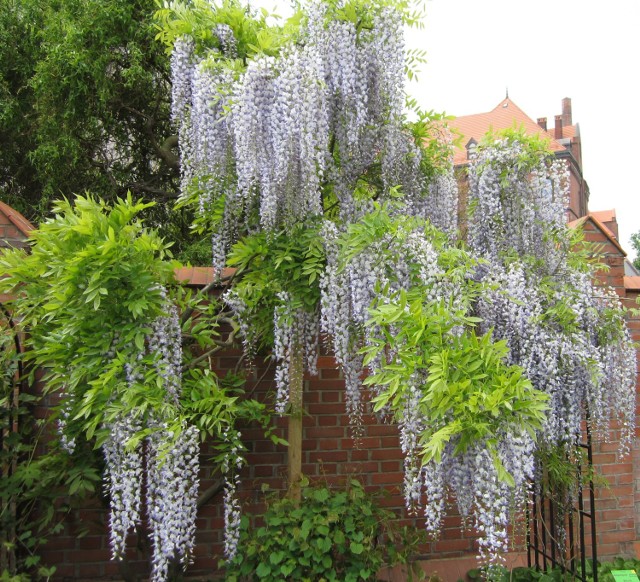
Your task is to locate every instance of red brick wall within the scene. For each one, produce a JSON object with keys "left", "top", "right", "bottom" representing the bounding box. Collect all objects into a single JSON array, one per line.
[{"left": 580, "top": 220, "right": 626, "bottom": 295}]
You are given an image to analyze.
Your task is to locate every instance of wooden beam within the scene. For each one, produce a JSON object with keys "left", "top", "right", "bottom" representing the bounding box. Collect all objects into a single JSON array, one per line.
[{"left": 287, "top": 344, "right": 304, "bottom": 503}]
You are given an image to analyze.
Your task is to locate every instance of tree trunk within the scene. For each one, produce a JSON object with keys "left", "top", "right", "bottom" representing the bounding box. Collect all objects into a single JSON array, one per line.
[{"left": 287, "top": 344, "right": 304, "bottom": 503}]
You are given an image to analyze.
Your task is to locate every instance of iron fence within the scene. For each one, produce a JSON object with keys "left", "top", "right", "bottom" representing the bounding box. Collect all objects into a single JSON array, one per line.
[{"left": 527, "top": 430, "right": 597, "bottom": 582}]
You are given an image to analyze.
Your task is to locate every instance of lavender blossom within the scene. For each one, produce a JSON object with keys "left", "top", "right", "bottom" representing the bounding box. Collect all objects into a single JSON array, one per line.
[
  {"left": 102, "top": 413, "right": 144, "bottom": 560},
  {"left": 147, "top": 422, "right": 200, "bottom": 582}
]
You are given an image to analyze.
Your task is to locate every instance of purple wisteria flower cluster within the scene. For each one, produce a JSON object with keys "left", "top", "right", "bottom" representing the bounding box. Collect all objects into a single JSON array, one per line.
[
  {"left": 467, "top": 138, "right": 567, "bottom": 265},
  {"left": 469, "top": 139, "right": 636, "bottom": 457},
  {"left": 415, "top": 432, "right": 535, "bottom": 569},
  {"left": 100, "top": 294, "right": 202, "bottom": 582},
  {"left": 102, "top": 413, "right": 144, "bottom": 560},
  {"left": 221, "top": 429, "right": 245, "bottom": 560},
  {"left": 170, "top": 3, "right": 415, "bottom": 263},
  {"left": 321, "top": 216, "right": 538, "bottom": 567},
  {"left": 147, "top": 422, "right": 200, "bottom": 581},
  {"left": 57, "top": 381, "right": 76, "bottom": 454},
  {"left": 464, "top": 139, "right": 636, "bottom": 563},
  {"left": 320, "top": 218, "right": 455, "bottom": 430},
  {"left": 272, "top": 292, "right": 319, "bottom": 414}
]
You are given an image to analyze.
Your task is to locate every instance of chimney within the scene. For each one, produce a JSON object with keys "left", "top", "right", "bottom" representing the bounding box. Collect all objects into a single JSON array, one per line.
[
  {"left": 561, "top": 97, "right": 572, "bottom": 127},
  {"left": 537, "top": 117, "right": 547, "bottom": 131},
  {"left": 554, "top": 115, "right": 563, "bottom": 139}
]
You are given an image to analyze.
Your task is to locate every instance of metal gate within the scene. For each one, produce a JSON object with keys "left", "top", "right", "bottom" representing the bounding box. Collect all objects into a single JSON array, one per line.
[{"left": 527, "top": 430, "right": 597, "bottom": 582}]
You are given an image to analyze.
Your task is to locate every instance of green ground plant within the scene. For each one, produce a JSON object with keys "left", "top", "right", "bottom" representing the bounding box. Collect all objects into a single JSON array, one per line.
[{"left": 225, "top": 479, "right": 426, "bottom": 582}]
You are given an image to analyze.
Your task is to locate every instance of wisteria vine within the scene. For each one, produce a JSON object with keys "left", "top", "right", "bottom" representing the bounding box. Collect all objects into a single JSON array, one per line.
[{"left": 468, "top": 137, "right": 636, "bottom": 457}]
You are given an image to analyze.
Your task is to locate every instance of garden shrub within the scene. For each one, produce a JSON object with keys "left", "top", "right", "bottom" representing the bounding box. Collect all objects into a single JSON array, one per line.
[{"left": 225, "top": 479, "right": 423, "bottom": 582}]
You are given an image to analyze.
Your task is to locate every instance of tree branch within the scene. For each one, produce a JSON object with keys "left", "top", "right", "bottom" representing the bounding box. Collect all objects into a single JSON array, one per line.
[
  {"left": 197, "top": 477, "right": 225, "bottom": 508},
  {"left": 121, "top": 104, "right": 180, "bottom": 170},
  {"left": 182, "top": 329, "right": 238, "bottom": 372},
  {"left": 126, "top": 182, "right": 178, "bottom": 201}
]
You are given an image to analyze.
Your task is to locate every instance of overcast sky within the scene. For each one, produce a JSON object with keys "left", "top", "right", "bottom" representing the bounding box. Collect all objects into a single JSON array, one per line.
[{"left": 256, "top": 0, "right": 640, "bottom": 260}]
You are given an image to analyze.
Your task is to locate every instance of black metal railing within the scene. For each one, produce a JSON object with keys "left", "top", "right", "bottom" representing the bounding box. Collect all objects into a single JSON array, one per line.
[{"left": 527, "top": 430, "right": 597, "bottom": 582}]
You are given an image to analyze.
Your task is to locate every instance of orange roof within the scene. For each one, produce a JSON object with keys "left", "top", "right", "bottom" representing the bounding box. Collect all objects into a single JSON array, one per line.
[
  {"left": 557, "top": 124, "right": 577, "bottom": 139},
  {"left": 624, "top": 276, "right": 640, "bottom": 291},
  {"left": 449, "top": 98, "right": 566, "bottom": 165},
  {"left": 0, "top": 201, "right": 35, "bottom": 236},
  {"left": 174, "top": 266, "right": 235, "bottom": 286},
  {"left": 590, "top": 209, "right": 616, "bottom": 224}
]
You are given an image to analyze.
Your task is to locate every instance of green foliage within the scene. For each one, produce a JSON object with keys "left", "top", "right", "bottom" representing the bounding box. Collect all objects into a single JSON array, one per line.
[
  {"left": 155, "top": 0, "right": 302, "bottom": 59},
  {"left": 597, "top": 557, "right": 640, "bottom": 582},
  {"left": 340, "top": 205, "right": 548, "bottom": 481},
  {"left": 156, "top": 0, "right": 426, "bottom": 59},
  {"left": 225, "top": 480, "right": 424, "bottom": 582},
  {"left": 0, "top": 193, "right": 257, "bottom": 473},
  {"left": 631, "top": 231, "right": 640, "bottom": 272},
  {"left": 225, "top": 222, "right": 325, "bottom": 353},
  {"left": 477, "top": 126, "right": 554, "bottom": 184},
  {"left": 365, "top": 284, "right": 548, "bottom": 479},
  {"left": 0, "top": 0, "right": 208, "bottom": 254},
  {"left": 0, "top": 194, "right": 174, "bottom": 438},
  {"left": 404, "top": 101, "right": 459, "bottom": 180}
]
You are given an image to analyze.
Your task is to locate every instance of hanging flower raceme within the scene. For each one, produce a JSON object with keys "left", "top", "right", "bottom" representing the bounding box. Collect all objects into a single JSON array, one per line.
[
  {"left": 0, "top": 194, "right": 255, "bottom": 582},
  {"left": 468, "top": 135, "right": 636, "bottom": 460},
  {"left": 220, "top": 429, "right": 245, "bottom": 560},
  {"left": 273, "top": 292, "right": 319, "bottom": 414},
  {"left": 98, "top": 293, "right": 201, "bottom": 581},
  {"left": 467, "top": 135, "right": 568, "bottom": 266},
  {"left": 147, "top": 422, "right": 200, "bottom": 582},
  {"left": 102, "top": 413, "right": 144, "bottom": 560}
]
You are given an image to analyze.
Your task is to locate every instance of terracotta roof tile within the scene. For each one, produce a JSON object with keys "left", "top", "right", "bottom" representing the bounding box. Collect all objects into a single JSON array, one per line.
[
  {"left": 0, "top": 201, "right": 35, "bottom": 236},
  {"left": 448, "top": 98, "right": 565, "bottom": 165},
  {"left": 590, "top": 209, "right": 616, "bottom": 224},
  {"left": 624, "top": 276, "right": 640, "bottom": 290},
  {"left": 174, "top": 266, "right": 235, "bottom": 286},
  {"left": 558, "top": 125, "right": 577, "bottom": 139}
]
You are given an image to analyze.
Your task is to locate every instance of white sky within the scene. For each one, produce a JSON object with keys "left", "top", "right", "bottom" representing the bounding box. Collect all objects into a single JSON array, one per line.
[{"left": 257, "top": 0, "right": 640, "bottom": 260}]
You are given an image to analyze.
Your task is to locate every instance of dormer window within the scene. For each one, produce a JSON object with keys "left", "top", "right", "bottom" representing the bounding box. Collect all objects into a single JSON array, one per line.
[{"left": 466, "top": 138, "right": 478, "bottom": 160}]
